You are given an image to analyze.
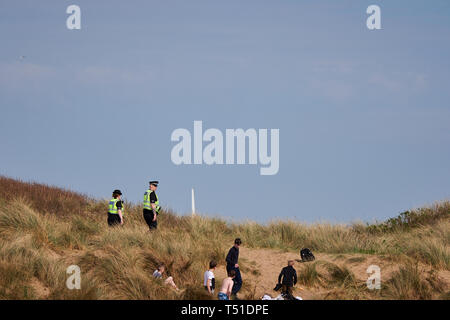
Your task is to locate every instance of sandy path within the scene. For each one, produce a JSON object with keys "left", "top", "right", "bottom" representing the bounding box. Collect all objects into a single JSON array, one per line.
[
  {"left": 215, "top": 247, "right": 317, "bottom": 299},
  {"left": 214, "top": 247, "right": 450, "bottom": 300}
]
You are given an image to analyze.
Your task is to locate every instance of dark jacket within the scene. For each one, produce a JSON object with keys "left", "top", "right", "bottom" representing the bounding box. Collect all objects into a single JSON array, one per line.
[
  {"left": 226, "top": 246, "right": 239, "bottom": 270},
  {"left": 278, "top": 265, "right": 297, "bottom": 286}
]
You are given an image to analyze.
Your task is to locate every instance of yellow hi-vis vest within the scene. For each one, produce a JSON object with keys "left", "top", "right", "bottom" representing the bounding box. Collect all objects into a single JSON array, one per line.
[
  {"left": 108, "top": 198, "right": 124, "bottom": 215},
  {"left": 143, "top": 189, "right": 160, "bottom": 213}
]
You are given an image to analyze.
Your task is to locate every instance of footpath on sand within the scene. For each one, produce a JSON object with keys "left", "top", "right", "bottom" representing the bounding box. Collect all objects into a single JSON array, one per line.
[{"left": 214, "top": 247, "right": 450, "bottom": 300}]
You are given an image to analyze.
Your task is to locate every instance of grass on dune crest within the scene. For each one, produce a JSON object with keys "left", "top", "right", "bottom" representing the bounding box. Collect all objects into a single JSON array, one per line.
[
  {"left": 234, "top": 213, "right": 449, "bottom": 270},
  {"left": 0, "top": 176, "right": 449, "bottom": 299}
]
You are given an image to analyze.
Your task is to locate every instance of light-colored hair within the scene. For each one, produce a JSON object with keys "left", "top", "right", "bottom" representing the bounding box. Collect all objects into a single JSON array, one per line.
[{"left": 288, "top": 260, "right": 295, "bottom": 266}]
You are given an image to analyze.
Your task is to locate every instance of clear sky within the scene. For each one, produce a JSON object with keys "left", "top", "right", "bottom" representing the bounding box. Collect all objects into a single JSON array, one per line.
[{"left": 1, "top": 0, "right": 449, "bottom": 223}]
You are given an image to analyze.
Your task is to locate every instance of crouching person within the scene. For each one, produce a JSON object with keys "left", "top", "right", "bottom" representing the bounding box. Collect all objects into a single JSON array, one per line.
[
  {"left": 218, "top": 269, "right": 235, "bottom": 300},
  {"left": 153, "top": 264, "right": 179, "bottom": 291}
]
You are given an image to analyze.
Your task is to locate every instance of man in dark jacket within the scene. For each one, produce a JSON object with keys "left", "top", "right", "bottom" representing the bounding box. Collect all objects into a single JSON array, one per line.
[
  {"left": 225, "top": 238, "right": 242, "bottom": 299},
  {"left": 278, "top": 260, "right": 297, "bottom": 296}
]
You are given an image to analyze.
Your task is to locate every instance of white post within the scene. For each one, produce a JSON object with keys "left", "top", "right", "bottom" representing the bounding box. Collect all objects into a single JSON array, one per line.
[{"left": 191, "top": 188, "right": 196, "bottom": 216}]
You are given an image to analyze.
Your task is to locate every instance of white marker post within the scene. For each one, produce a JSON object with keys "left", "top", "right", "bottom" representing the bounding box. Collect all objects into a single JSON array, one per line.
[{"left": 191, "top": 188, "right": 196, "bottom": 216}]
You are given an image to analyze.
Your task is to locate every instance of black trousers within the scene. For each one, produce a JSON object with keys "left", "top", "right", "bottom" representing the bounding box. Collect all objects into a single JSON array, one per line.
[
  {"left": 143, "top": 209, "right": 157, "bottom": 230},
  {"left": 281, "top": 285, "right": 293, "bottom": 296},
  {"left": 107, "top": 213, "right": 121, "bottom": 226}
]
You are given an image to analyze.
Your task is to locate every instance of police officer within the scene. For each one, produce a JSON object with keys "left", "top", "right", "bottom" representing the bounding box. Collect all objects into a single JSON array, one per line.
[
  {"left": 143, "top": 181, "right": 161, "bottom": 230},
  {"left": 108, "top": 189, "right": 124, "bottom": 226}
]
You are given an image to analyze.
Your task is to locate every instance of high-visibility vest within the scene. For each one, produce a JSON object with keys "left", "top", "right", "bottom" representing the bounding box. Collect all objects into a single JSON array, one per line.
[
  {"left": 108, "top": 198, "right": 124, "bottom": 215},
  {"left": 143, "top": 189, "right": 160, "bottom": 212}
]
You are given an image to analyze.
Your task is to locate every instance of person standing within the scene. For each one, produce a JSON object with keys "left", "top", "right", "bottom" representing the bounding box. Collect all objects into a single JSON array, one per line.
[
  {"left": 143, "top": 181, "right": 161, "bottom": 230},
  {"left": 225, "top": 238, "right": 242, "bottom": 299},
  {"left": 107, "top": 189, "right": 124, "bottom": 227},
  {"left": 277, "top": 260, "right": 298, "bottom": 297},
  {"left": 204, "top": 260, "right": 217, "bottom": 295}
]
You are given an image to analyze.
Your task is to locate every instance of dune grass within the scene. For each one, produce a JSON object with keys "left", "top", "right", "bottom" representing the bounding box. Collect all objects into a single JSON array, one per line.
[
  {"left": 0, "top": 175, "right": 448, "bottom": 299},
  {"left": 383, "top": 263, "right": 446, "bottom": 300}
]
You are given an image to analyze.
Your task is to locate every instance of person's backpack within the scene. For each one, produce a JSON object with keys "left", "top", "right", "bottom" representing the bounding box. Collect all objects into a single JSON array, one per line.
[{"left": 300, "top": 248, "right": 315, "bottom": 262}]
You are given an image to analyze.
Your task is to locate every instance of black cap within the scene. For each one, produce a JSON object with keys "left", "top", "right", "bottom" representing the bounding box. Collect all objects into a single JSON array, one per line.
[
  {"left": 149, "top": 180, "right": 159, "bottom": 186},
  {"left": 112, "top": 189, "right": 122, "bottom": 195}
]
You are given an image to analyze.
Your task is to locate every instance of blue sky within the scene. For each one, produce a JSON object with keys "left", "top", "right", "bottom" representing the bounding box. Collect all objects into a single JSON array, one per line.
[{"left": 1, "top": 0, "right": 449, "bottom": 223}]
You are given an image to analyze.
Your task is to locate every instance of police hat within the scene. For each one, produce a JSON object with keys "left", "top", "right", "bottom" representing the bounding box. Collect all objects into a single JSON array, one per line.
[
  {"left": 149, "top": 180, "right": 159, "bottom": 186},
  {"left": 112, "top": 189, "right": 122, "bottom": 195}
]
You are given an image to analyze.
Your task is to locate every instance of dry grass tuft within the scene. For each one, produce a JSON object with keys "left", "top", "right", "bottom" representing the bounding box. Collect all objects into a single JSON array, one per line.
[{"left": 383, "top": 263, "right": 446, "bottom": 300}]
